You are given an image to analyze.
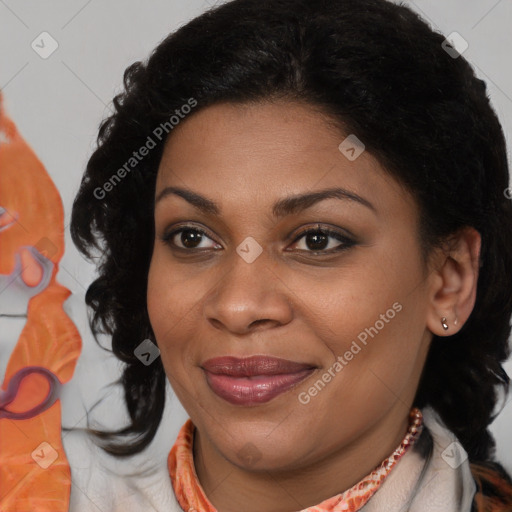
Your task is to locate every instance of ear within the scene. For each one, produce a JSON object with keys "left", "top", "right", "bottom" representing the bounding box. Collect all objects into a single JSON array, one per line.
[{"left": 425, "top": 227, "right": 481, "bottom": 336}]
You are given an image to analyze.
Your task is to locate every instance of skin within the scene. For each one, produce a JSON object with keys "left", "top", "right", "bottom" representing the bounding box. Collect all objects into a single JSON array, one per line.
[{"left": 147, "top": 100, "right": 481, "bottom": 512}]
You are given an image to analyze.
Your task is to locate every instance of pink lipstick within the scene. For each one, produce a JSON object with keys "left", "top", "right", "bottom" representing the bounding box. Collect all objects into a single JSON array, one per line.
[{"left": 201, "top": 355, "right": 316, "bottom": 405}]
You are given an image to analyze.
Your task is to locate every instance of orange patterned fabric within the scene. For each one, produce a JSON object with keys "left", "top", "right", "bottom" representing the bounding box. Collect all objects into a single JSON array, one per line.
[
  {"left": 168, "top": 408, "right": 423, "bottom": 512},
  {"left": 470, "top": 462, "right": 512, "bottom": 512},
  {"left": 0, "top": 92, "right": 81, "bottom": 511}
]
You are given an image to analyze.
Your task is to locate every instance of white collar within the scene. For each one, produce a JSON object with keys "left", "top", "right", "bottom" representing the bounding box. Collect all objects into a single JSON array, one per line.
[{"left": 360, "top": 405, "right": 476, "bottom": 512}]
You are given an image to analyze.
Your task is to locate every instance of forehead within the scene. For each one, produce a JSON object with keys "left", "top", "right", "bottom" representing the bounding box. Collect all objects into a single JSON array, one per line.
[{"left": 155, "top": 101, "right": 415, "bottom": 222}]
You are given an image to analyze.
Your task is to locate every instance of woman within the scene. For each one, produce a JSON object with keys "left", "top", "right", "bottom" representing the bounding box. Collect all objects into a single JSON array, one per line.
[{"left": 70, "top": 0, "right": 512, "bottom": 510}]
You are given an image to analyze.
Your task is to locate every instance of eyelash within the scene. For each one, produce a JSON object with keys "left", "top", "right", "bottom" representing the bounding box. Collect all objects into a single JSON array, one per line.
[{"left": 160, "top": 224, "right": 356, "bottom": 255}]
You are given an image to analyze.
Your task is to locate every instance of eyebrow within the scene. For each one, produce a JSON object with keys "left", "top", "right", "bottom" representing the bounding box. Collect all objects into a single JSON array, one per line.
[{"left": 155, "top": 185, "right": 377, "bottom": 217}]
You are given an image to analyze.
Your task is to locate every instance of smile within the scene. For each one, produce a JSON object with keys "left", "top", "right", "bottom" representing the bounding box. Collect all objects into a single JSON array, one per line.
[{"left": 201, "top": 355, "right": 317, "bottom": 405}]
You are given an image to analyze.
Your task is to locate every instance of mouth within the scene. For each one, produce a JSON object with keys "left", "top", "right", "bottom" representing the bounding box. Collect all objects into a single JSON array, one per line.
[{"left": 201, "top": 355, "right": 317, "bottom": 406}]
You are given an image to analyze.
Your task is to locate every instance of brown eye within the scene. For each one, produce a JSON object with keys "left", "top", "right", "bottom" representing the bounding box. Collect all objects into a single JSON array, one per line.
[
  {"left": 289, "top": 227, "right": 355, "bottom": 254},
  {"left": 162, "top": 227, "right": 221, "bottom": 251},
  {"left": 177, "top": 229, "right": 204, "bottom": 249},
  {"left": 303, "top": 231, "right": 330, "bottom": 251}
]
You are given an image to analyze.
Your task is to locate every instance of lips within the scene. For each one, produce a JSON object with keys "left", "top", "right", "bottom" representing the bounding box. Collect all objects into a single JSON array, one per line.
[
  {"left": 202, "top": 355, "right": 315, "bottom": 376},
  {"left": 201, "top": 355, "right": 316, "bottom": 405}
]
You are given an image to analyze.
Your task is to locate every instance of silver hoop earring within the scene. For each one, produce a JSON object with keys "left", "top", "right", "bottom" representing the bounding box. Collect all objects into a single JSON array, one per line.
[{"left": 441, "top": 317, "right": 449, "bottom": 330}]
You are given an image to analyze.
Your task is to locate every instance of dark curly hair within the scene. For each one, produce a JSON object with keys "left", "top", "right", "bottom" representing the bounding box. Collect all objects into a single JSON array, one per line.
[{"left": 70, "top": 0, "right": 512, "bottom": 479}]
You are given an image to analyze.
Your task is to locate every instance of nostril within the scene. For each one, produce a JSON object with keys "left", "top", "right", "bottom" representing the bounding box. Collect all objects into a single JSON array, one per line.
[{"left": 249, "top": 319, "right": 274, "bottom": 329}]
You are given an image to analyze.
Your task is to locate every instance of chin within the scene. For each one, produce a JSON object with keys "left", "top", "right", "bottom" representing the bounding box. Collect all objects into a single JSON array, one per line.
[{"left": 215, "top": 429, "right": 307, "bottom": 473}]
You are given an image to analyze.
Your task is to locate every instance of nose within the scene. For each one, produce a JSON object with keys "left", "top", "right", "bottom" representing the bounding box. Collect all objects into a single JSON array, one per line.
[{"left": 203, "top": 247, "right": 293, "bottom": 335}]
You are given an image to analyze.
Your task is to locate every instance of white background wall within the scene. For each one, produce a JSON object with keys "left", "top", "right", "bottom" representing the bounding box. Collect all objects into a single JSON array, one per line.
[{"left": 1, "top": 0, "right": 511, "bottom": 480}]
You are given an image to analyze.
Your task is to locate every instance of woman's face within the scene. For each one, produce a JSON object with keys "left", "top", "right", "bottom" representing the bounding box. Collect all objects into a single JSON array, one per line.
[{"left": 147, "top": 100, "right": 436, "bottom": 472}]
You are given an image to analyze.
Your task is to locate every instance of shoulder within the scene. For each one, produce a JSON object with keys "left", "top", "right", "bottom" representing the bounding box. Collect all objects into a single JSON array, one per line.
[
  {"left": 63, "top": 428, "right": 183, "bottom": 512},
  {"left": 470, "top": 461, "right": 512, "bottom": 512}
]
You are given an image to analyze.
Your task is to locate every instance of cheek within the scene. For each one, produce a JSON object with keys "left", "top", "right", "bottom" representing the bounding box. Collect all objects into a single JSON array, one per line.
[
  {"left": 147, "top": 251, "right": 186, "bottom": 363},
  {"left": 146, "top": 249, "right": 207, "bottom": 377},
  {"left": 147, "top": 248, "right": 195, "bottom": 333},
  {"left": 146, "top": 251, "right": 168, "bottom": 333},
  {"left": 296, "top": 263, "right": 398, "bottom": 345},
  {"left": 299, "top": 247, "right": 426, "bottom": 386}
]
